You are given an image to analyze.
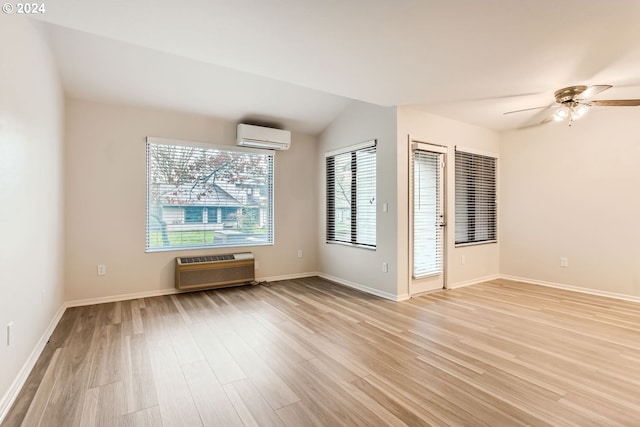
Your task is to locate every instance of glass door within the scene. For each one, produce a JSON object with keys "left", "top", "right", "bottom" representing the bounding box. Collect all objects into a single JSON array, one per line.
[{"left": 410, "top": 142, "right": 446, "bottom": 295}]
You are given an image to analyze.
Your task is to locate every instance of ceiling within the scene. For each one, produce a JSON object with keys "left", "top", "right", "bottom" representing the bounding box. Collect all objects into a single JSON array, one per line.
[{"left": 35, "top": 0, "right": 640, "bottom": 134}]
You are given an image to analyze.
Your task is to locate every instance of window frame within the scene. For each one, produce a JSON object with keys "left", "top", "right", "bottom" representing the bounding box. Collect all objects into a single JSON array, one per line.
[
  {"left": 145, "top": 137, "right": 275, "bottom": 252},
  {"left": 325, "top": 140, "right": 377, "bottom": 249},
  {"left": 454, "top": 146, "right": 498, "bottom": 247}
]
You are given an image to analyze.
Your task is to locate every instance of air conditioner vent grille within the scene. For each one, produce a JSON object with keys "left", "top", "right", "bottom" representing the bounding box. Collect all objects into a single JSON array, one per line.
[{"left": 179, "top": 255, "right": 234, "bottom": 264}]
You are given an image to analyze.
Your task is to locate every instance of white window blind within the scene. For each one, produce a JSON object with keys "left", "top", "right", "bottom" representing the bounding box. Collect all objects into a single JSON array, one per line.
[
  {"left": 455, "top": 149, "right": 497, "bottom": 245},
  {"left": 146, "top": 138, "right": 274, "bottom": 251},
  {"left": 326, "top": 141, "right": 376, "bottom": 247},
  {"left": 413, "top": 150, "right": 443, "bottom": 277}
]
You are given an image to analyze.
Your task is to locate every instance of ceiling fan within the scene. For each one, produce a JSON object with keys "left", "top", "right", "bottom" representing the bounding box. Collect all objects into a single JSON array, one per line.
[{"left": 504, "top": 85, "right": 640, "bottom": 126}]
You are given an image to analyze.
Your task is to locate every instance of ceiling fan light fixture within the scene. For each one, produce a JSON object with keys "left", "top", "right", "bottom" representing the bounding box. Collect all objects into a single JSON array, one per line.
[
  {"left": 572, "top": 104, "right": 589, "bottom": 119},
  {"left": 552, "top": 103, "right": 588, "bottom": 123},
  {"left": 553, "top": 106, "right": 570, "bottom": 121}
]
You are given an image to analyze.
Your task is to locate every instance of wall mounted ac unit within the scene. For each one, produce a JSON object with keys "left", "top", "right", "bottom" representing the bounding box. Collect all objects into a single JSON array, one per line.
[
  {"left": 175, "top": 253, "right": 255, "bottom": 291},
  {"left": 236, "top": 123, "right": 291, "bottom": 150}
]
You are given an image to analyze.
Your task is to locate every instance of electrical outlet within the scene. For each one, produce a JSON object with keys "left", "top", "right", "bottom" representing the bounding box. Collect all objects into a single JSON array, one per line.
[
  {"left": 97, "top": 264, "right": 106, "bottom": 276},
  {"left": 382, "top": 262, "right": 388, "bottom": 273},
  {"left": 255, "top": 261, "right": 260, "bottom": 270},
  {"left": 560, "top": 257, "right": 569, "bottom": 268},
  {"left": 461, "top": 255, "right": 466, "bottom": 265},
  {"left": 297, "top": 250, "right": 303, "bottom": 258}
]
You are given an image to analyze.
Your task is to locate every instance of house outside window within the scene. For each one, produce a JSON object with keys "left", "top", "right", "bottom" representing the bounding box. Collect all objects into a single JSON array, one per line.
[{"left": 146, "top": 137, "right": 274, "bottom": 251}]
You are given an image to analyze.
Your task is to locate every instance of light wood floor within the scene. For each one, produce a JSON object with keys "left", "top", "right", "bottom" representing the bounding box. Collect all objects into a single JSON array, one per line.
[{"left": 5, "top": 277, "right": 640, "bottom": 426}]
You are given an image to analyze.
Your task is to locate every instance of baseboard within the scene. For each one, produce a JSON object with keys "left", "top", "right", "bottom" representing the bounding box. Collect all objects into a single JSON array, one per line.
[
  {"left": 0, "top": 303, "right": 66, "bottom": 425},
  {"left": 317, "top": 273, "right": 408, "bottom": 301},
  {"left": 258, "top": 271, "right": 319, "bottom": 283},
  {"left": 66, "top": 287, "right": 182, "bottom": 308},
  {"left": 447, "top": 274, "right": 502, "bottom": 290},
  {"left": 500, "top": 274, "right": 640, "bottom": 304}
]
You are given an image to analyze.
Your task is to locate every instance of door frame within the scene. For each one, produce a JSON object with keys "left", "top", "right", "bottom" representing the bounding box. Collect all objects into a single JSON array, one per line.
[{"left": 408, "top": 137, "right": 448, "bottom": 297}]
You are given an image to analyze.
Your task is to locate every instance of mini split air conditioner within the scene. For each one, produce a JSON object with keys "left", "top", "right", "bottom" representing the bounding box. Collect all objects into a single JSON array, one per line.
[{"left": 236, "top": 123, "right": 291, "bottom": 150}]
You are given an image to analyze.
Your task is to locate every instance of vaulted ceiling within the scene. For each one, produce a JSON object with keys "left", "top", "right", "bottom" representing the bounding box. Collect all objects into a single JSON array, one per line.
[{"left": 35, "top": 0, "right": 640, "bottom": 134}]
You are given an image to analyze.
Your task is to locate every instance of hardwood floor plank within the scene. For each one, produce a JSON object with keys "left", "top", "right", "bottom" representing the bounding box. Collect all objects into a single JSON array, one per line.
[
  {"left": 78, "top": 387, "right": 99, "bottom": 427},
  {"left": 169, "top": 295, "right": 193, "bottom": 325},
  {"left": 189, "top": 321, "right": 247, "bottom": 385},
  {"left": 260, "top": 356, "right": 368, "bottom": 427},
  {"left": 217, "top": 331, "right": 300, "bottom": 409},
  {"left": 144, "top": 299, "right": 203, "bottom": 427},
  {"left": 223, "top": 379, "right": 285, "bottom": 427},
  {"left": 182, "top": 360, "right": 244, "bottom": 427},
  {"left": 130, "top": 299, "right": 144, "bottom": 335},
  {"left": 19, "top": 348, "right": 61, "bottom": 427},
  {"left": 88, "top": 322, "right": 122, "bottom": 388},
  {"left": 122, "top": 334, "right": 158, "bottom": 414},
  {"left": 120, "top": 300, "right": 134, "bottom": 337},
  {"left": 308, "top": 357, "right": 410, "bottom": 427},
  {"left": 275, "top": 401, "right": 329, "bottom": 427},
  {"left": 259, "top": 317, "right": 371, "bottom": 379},
  {"left": 559, "top": 391, "right": 638, "bottom": 426},
  {"left": 37, "top": 359, "right": 91, "bottom": 426},
  {"left": 221, "top": 381, "right": 260, "bottom": 427},
  {"left": 350, "top": 376, "right": 438, "bottom": 427},
  {"left": 94, "top": 381, "right": 125, "bottom": 427},
  {"left": 122, "top": 406, "right": 163, "bottom": 427}
]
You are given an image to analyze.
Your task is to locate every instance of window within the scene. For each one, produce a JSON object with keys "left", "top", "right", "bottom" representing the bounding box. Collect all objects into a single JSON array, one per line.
[
  {"left": 455, "top": 148, "right": 497, "bottom": 245},
  {"left": 326, "top": 140, "right": 376, "bottom": 247},
  {"left": 146, "top": 137, "right": 274, "bottom": 251}
]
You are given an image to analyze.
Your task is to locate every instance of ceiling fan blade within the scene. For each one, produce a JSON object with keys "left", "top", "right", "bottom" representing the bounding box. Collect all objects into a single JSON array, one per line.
[
  {"left": 504, "top": 104, "right": 553, "bottom": 115},
  {"left": 591, "top": 99, "right": 640, "bottom": 106},
  {"left": 517, "top": 113, "right": 555, "bottom": 129},
  {"left": 576, "top": 85, "right": 612, "bottom": 100}
]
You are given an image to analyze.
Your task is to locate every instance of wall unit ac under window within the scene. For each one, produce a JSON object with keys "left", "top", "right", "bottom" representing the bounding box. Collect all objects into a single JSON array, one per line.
[
  {"left": 236, "top": 123, "right": 291, "bottom": 150},
  {"left": 175, "top": 253, "right": 255, "bottom": 291}
]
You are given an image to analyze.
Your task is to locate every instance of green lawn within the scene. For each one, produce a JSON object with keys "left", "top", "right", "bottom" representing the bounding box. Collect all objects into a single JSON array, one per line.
[
  {"left": 148, "top": 228, "right": 269, "bottom": 248},
  {"left": 148, "top": 230, "right": 215, "bottom": 247}
]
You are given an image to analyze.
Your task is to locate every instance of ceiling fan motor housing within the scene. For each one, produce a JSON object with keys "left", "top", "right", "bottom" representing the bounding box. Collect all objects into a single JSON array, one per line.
[{"left": 554, "top": 86, "right": 587, "bottom": 103}]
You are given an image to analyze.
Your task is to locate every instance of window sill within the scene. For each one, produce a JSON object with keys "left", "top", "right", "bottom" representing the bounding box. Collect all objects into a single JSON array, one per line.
[
  {"left": 454, "top": 240, "right": 497, "bottom": 248},
  {"left": 326, "top": 241, "right": 377, "bottom": 251}
]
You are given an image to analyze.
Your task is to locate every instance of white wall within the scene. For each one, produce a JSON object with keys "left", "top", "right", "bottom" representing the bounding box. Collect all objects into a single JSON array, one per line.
[
  {"left": 500, "top": 109, "right": 640, "bottom": 298},
  {"left": 317, "top": 101, "right": 400, "bottom": 299},
  {"left": 397, "top": 107, "right": 501, "bottom": 292},
  {"left": 0, "top": 19, "right": 65, "bottom": 417},
  {"left": 64, "top": 99, "right": 317, "bottom": 302}
]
